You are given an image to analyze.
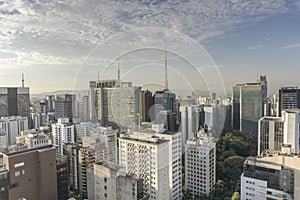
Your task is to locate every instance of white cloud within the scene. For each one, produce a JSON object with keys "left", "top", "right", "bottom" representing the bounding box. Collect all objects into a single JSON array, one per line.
[
  {"left": 248, "top": 44, "right": 263, "bottom": 50},
  {"left": 280, "top": 43, "right": 300, "bottom": 49}
]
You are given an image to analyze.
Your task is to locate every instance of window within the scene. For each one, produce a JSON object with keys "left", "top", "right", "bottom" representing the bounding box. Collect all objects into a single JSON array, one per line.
[
  {"left": 15, "top": 171, "right": 21, "bottom": 177},
  {"left": 104, "top": 193, "right": 107, "bottom": 198},
  {"left": 14, "top": 162, "right": 24, "bottom": 168},
  {"left": 104, "top": 178, "right": 107, "bottom": 182}
]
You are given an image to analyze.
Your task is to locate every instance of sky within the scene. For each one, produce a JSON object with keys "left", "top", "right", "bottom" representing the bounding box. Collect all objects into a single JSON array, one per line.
[{"left": 0, "top": 0, "right": 300, "bottom": 96}]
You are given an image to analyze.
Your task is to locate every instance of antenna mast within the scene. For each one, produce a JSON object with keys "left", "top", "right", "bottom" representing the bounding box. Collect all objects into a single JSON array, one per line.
[
  {"left": 118, "top": 59, "right": 120, "bottom": 87},
  {"left": 21, "top": 73, "right": 24, "bottom": 88},
  {"left": 165, "top": 51, "right": 168, "bottom": 90}
]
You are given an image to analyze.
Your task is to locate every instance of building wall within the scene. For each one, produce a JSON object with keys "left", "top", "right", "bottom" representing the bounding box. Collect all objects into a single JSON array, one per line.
[{"left": 2, "top": 145, "right": 57, "bottom": 200}]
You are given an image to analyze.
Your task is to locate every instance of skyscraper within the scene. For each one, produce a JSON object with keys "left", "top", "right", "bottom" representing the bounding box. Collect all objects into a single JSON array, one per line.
[
  {"left": 0, "top": 116, "right": 28, "bottom": 145},
  {"left": 0, "top": 87, "right": 30, "bottom": 124},
  {"left": 52, "top": 117, "right": 75, "bottom": 155},
  {"left": 55, "top": 94, "right": 77, "bottom": 122},
  {"left": 180, "top": 104, "right": 205, "bottom": 148},
  {"left": 141, "top": 90, "right": 153, "bottom": 122},
  {"left": 95, "top": 80, "right": 142, "bottom": 132},
  {"left": 153, "top": 90, "right": 176, "bottom": 122},
  {"left": 258, "top": 116, "right": 284, "bottom": 156},
  {"left": 232, "top": 82, "right": 264, "bottom": 137},
  {"left": 185, "top": 133, "right": 216, "bottom": 198},
  {"left": 279, "top": 87, "right": 300, "bottom": 116},
  {"left": 118, "top": 131, "right": 182, "bottom": 199}
]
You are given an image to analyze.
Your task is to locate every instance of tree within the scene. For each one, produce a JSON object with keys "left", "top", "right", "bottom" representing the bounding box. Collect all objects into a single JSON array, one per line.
[{"left": 231, "top": 192, "right": 240, "bottom": 200}]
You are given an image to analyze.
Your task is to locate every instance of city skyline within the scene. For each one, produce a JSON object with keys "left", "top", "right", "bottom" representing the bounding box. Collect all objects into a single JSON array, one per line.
[{"left": 0, "top": 1, "right": 300, "bottom": 94}]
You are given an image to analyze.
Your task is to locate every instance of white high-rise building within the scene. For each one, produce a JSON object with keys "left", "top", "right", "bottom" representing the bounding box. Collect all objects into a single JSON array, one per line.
[
  {"left": 16, "top": 129, "right": 51, "bottom": 149},
  {"left": 185, "top": 132, "right": 216, "bottom": 198},
  {"left": 75, "top": 121, "right": 93, "bottom": 139},
  {"left": 282, "top": 109, "right": 300, "bottom": 154},
  {"left": 52, "top": 117, "right": 75, "bottom": 155},
  {"left": 258, "top": 109, "right": 300, "bottom": 155},
  {"left": 82, "top": 125, "right": 118, "bottom": 164},
  {"left": 180, "top": 105, "right": 204, "bottom": 149},
  {"left": 0, "top": 116, "right": 28, "bottom": 145},
  {"left": 118, "top": 131, "right": 182, "bottom": 200}
]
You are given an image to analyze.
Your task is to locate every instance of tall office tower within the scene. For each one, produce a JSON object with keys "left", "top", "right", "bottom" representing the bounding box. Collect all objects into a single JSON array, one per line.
[
  {"left": 0, "top": 116, "right": 28, "bottom": 145},
  {"left": 46, "top": 95, "right": 55, "bottom": 112},
  {"left": 258, "top": 109, "right": 300, "bottom": 156},
  {"left": 279, "top": 87, "right": 300, "bottom": 116},
  {"left": 119, "top": 131, "right": 182, "bottom": 200},
  {"left": 180, "top": 105, "right": 205, "bottom": 149},
  {"left": 258, "top": 116, "right": 284, "bottom": 156},
  {"left": 232, "top": 82, "right": 264, "bottom": 137},
  {"left": 153, "top": 90, "right": 176, "bottom": 122},
  {"left": 78, "top": 146, "right": 96, "bottom": 199},
  {"left": 55, "top": 94, "right": 77, "bottom": 122},
  {"left": 93, "top": 161, "right": 146, "bottom": 200},
  {"left": 96, "top": 80, "right": 142, "bottom": 132},
  {"left": 15, "top": 129, "right": 51, "bottom": 149},
  {"left": 63, "top": 143, "right": 80, "bottom": 191},
  {"left": 88, "top": 81, "right": 97, "bottom": 122},
  {"left": 75, "top": 121, "right": 93, "bottom": 140},
  {"left": 78, "top": 95, "right": 89, "bottom": 122},
  {"left": 82, "top": 125, "right": 118, "bottom": 164},
  {"left": 56, "top": 154, "right": 68, "bottom": 200},
  {"left": 1, "top": 145, "right": 57, "bottom": 200},
  {"left": 0, "top": 87, "right": 30, "bottom": 124},
  {"left": 141, "top": 90, "right": 153, "bottom": 122},
  {"left": 257, "top": 75, "right": 268, "bottom": 104},
  {"left": 282, "top": 109, "right": 300, "bottom": 154},
  {"left": 185, "top": 133, "right": 216, "bottom": 198},
  {"left": 52, "top": 117, "right": 75, "bottom": 155},
  {"left": 241, "top": 155, "right": 300, "bottom": 200}
]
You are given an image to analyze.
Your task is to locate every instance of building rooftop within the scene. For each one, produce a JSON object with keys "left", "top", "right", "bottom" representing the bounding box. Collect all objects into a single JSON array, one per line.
[{"left": 4, "top": 144, "right": 55, "bottom": 157}]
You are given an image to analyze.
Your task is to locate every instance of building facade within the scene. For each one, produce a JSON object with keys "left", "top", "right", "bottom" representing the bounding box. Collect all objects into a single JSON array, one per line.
[
  {"left": 52, "top": 118, "right": 75, "bottom": 155},
  {"left": 1, "top": 145, "right": 58, "bottom": 200},
  {"left": 184, "top": 134, "right": 216, "bottom": 198}
]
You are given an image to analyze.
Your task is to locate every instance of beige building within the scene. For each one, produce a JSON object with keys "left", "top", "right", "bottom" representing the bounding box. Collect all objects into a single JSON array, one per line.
[
  {"left": 93, "top": 161, "right": 146, "bottom": 200},
  {"left": 1, "top": 145, "right": 58, "bottom": 200}
]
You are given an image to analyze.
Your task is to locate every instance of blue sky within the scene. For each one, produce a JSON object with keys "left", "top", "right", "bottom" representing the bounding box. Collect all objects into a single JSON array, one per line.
[{"left": 0, "top": 0, "right": 299, "bottom": 95}]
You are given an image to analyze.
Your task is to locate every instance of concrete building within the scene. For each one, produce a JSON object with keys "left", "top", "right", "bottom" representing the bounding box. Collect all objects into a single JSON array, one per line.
[
  {"left": 118, "top": 131, "right": 182, "bottom": 199},
  {"left": 78, "top": 95, "right": 89, "bottom": 122},
  {"left": 15, "top": 129, "right": 51, "bottom": 149},
  {"left": 141, "top": 90, "right": 153, "bottom": 122},
  {"left": 185, "top": 133, "right": 216, "bottom": 198},
  {"left": 241, "top": 155, "right": 300, "bottom": 200},
  {"left": 153, "top": 90, "right": 176, "bottom": 123},
  {"left": 180, "top": 105, "right": 205, "bottom": 149},
  {"left": 63, "top": 143, "right": 80, "bottom": 191},
  {"left": 0, "top": 87, "right": 30, "bottom": 123},
  {"left": 0, "top": 116, "right": 28, "bottom": 145},
  {"left": 258, "top": 109, "right": 300, "bottom": 156},
  {"left": 279, "top": 87, "right": 300, "bottom": 116},
  {"left": 75, "top": 121, "right": 93, "bottom": 140},
  {"left": 258, "top": 116, "right": 284, "bottom": 156},
  {"left": 52, "top": 117, "right": 75, "bottom": 155},
  {"left": 93, "top": 161, "right": 146, "bottom": 200},
  {"left": 232, "top": 82, "right": 264, "bottom": 137},
  {"left": 55, "top": 94, "right": 77, "bottom": 122},
  {"left": 95, "top": 80, "right": 142, "bottom": 132},
  {"left": 0, "top": 145, "right": 57, "bottom": 200},
  {"left": 78, "top": 146, "right": 96, "bottom": 199}
]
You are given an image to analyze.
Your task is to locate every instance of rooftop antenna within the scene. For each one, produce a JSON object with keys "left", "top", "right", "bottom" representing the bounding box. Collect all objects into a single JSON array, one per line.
[
  {"left": 97, "top": 72, "right": 100, "bottom": 81},
  {"left": 164, "top": 51, "right": 168, "bottom": 91},
  {"left": 21, "top": 73, "right": 24, "bottom": 88},
  {"left": 118, "top": 59, "right": 120, "bottom": 87}
]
